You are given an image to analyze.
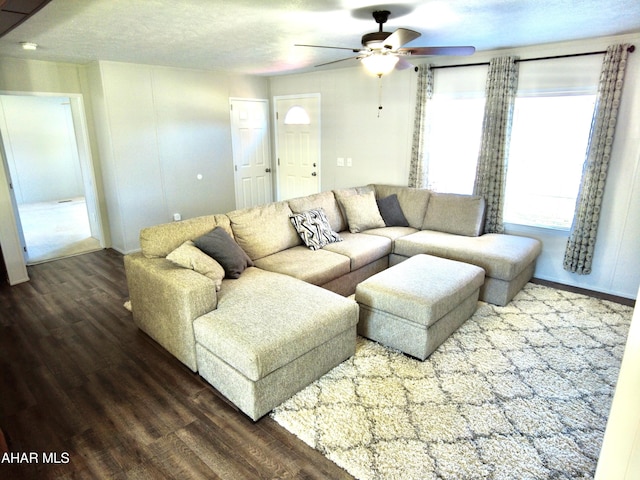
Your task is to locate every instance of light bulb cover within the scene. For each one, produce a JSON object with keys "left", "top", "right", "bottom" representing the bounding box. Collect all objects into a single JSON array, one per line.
[
  {"left": 21, "top": 42, "right": 38, "bottom": 51},
  {"left": 361, "top": 53, "right": 399, "bottom": 77}
]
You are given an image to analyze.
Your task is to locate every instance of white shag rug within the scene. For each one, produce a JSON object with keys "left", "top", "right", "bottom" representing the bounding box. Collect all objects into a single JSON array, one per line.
[{"left": 271, "top": 283, "right": 633, "bottom": 480}]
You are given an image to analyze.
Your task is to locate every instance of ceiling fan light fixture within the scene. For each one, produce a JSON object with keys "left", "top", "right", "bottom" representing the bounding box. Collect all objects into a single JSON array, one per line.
[{"left": 361, "top": 53, "right": 399, "bottom": 77}]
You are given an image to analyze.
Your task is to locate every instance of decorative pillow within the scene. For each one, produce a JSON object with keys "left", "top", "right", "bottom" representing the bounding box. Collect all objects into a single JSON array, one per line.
[
  {"left": 289, "top": 208, "right": 343, "bottom": 250},
  {"left": 376, "top": 194, "right": 410, "bottom": 227},
  {"left": 193, "top": 227, "right": 254, "bottom": 279},
  {"left": 166, "top": 241, "right": 225, "bottom": 291},
  {"left": 338, "top": 190, "right": 386, "bottom": 233}
]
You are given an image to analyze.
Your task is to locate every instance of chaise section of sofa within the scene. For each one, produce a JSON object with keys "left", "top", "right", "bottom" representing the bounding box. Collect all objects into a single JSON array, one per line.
[
  {"left": 193, "top": 267, "right": 358, "bottom": 421},
  {"left": 393, "top": 231, "right": 542, "bottom": 306}
]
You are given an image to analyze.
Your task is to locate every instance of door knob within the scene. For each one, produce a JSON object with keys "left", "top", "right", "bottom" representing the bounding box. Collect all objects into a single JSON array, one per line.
[
  {"left": 265, "top": 168, "right": 271, "bottom": 173},
  {"left": 311, "top": 172, "right": 317, "bottom": 176}
]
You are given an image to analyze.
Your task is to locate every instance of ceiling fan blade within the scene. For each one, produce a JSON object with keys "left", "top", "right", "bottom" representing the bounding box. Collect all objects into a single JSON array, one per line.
[
  {"left": 395, "top": 57, "right": 414, "bottom": 70},
  {"left": 314, "top": 56, "right": 359, "bottom": 68},
  {"left": 384, "top": 28, "right": 421, "bottom": 50},
  {"left": 295, "top": 44, "right": 361, "bottom": 52},
  {"left": 399, "top": 46, "right": 476, "bottom": 56}
]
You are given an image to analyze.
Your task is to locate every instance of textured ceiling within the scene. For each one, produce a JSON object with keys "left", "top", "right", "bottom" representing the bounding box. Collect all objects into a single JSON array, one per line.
[{"left": 0, "top": 0, "right": 639, "bottom": 76}]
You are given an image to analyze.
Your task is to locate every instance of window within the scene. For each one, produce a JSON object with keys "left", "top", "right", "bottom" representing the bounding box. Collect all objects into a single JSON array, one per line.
[
  {"left": 503, "top": 94, "right": 596, "bottom": 229},
  {"left": 283, "top": 105, "right": 310, "bottom": 125},
  {"left": 425, "top": 96, "right": 485, "bottom": 194}
]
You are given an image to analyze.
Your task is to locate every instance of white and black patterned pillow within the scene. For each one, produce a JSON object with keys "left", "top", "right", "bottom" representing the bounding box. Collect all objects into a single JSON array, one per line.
[{"left": 289, "top": 208, "right": 342, "bottom": 250}]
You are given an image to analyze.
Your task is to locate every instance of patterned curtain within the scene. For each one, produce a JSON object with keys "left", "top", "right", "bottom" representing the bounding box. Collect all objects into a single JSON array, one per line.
[
  {"left": 563, "top": 44, "right": 632, "bottom": 275},
  {"left": 473, "top": 56, "right": 519, "bottom": 234},
  {"left": 408, "top": 64, "right": 434, "bottom": 188}
]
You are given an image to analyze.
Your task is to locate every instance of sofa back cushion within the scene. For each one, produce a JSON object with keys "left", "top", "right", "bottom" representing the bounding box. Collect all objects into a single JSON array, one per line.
[
  {"left": 422, "top": 192, "right": 486, "bottom": 236},
  {"left": 227, "top": 201, "right": 302, "bottom": 260},
  {"left": 373, "top": 184, "right": 431, "bottom": 229},
  {"left": 140, "top": 214, "right": 232, "bottom": 258},
  {"left": 288, "top": 191, "right": 345, "bottom": 233}
]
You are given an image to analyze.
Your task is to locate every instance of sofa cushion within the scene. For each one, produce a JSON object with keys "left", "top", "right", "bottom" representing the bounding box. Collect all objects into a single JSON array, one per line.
[
  {"left": 373, "top": 185, "right": 431, "bottom": 230},
  {"left": 227, "top": 201, "right": 301, "bottom": 260},
  {"left": 377, "top": 194, "right": 410, "bottom": 227},
  {"left": 394, "top": 231, "right": 542, "bottom": 281},
  {"left": 422, "top": 192, "right": 486, "bottom": 236},
  {"left": 363, "top": 226, "right": 419, "bottom": 241},
  {"left": 166, "top": 240, "right": 225, "bottom": 291},
  {"left": 288, "top": 191, "right": 346, "bottom": 233},
  {"left": 140, "top": 214, "right": 232, "bottom": 258},
  {"left": 337, "top": 190, "right": 386, "bottom": 233},
  {"left": 322, "top": 232, "right": 392, "bottom": 271},
  {"left": 289, "top": 208, "right": 342, "bottom": 250},
  {"left": 193, "top": 267, "right": 358, "bottom": 381},
  {"left": 193, "top": 227, "right": 254, "bottom": 279},
  {"left": 254, "top": 246, "right": 350, "bottom": 286}
]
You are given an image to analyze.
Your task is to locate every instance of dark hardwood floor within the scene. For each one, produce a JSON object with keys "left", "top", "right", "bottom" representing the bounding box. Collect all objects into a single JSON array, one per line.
[{"left": 0, "top": 249, "right": 353, "bottom": 480}]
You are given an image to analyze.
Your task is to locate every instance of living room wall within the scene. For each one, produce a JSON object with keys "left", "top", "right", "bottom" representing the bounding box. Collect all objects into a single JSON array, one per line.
[
  {"left": 84, "top": 61, "right": 269, "bottom": 254},
  {"left": 269, "top": 33, "right": 640, "bottom": 299}
]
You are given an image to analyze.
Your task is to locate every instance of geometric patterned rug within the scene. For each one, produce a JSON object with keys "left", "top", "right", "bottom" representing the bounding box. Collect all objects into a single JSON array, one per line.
[{"left": 271, "top": 283, "right": 633, "bottom": 480}]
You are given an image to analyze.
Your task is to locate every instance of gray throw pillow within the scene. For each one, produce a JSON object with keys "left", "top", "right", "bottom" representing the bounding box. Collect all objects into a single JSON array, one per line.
[
  {"left": 377, "top": 194, "right": 409, "bottom": 227},
  {"left": 193, "top": 227, "right": 253, "bottom": 279}
]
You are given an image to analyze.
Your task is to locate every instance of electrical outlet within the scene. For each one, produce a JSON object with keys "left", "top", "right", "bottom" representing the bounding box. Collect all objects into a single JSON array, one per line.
[
  {"left": 346, "top": 157, "right": 352, "bottom": 167},
  {"left": 173, "top": 213, "right": 181, "bottom": 221},
  {"left": 337, "top": 157, "right": 344, "bottom": 167}
]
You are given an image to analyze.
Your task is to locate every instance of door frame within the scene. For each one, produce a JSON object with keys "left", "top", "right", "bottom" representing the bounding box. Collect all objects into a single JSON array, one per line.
[
  {"left": 273, "top": 93, "right": 321, "bottom": 200},
  {"left": 0, "top": 91, "right": 104, "bottom": 284}
]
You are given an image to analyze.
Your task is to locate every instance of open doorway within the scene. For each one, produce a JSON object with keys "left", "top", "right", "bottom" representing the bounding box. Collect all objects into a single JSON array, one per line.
[{"left": 0, "top": 94, "right": 103, "bottom": 265}]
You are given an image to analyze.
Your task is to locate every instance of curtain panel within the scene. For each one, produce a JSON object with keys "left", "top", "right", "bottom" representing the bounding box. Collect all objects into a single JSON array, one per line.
[
  {"left": 473, "top": 56, "right": 519, "bottom": 234},
  {"left": 408, "top": 64, "right": 434, "bottom": 188},
  {"left": 563, "top": 44, "right": 632, "bottom": 275}
]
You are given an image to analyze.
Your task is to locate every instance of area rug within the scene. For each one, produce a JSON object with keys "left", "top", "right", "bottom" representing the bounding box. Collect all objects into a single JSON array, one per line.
[{"left": 271, "top": 283, "right": 633, "bottom": 480}]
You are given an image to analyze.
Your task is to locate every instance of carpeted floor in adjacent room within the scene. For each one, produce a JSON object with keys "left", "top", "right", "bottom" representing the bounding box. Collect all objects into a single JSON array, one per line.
[{"left": 271, "top": 283, "right": 633, "bottom": 480}]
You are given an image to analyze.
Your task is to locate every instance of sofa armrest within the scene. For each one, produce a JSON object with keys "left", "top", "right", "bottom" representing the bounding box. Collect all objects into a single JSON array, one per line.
[{"left": 124, "top": 252, "right": 217, "bottom": 371}]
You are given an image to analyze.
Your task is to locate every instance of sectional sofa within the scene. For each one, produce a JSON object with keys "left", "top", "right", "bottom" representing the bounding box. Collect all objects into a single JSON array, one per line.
[{"left": 124, "top": 183, "right": 542, "bottom": 420}]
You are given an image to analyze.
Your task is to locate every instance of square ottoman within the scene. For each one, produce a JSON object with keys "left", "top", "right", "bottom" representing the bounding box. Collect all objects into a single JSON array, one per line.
[{"left": 355, "top": 254, "right": 485, "bottom": 360}]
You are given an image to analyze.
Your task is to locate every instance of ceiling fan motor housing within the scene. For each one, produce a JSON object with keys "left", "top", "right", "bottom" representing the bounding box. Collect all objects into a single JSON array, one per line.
[{"left": 362, "top": 31, "right": 392, "bottom": 49}]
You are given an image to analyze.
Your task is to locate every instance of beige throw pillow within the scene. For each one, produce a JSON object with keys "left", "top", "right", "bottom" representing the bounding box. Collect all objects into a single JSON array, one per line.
[
  {"left": 339, "top": 191, "right": 386, "bottom": 233},
  {"left": 166, "top": 241, "right": 225, "bottom": 291}
]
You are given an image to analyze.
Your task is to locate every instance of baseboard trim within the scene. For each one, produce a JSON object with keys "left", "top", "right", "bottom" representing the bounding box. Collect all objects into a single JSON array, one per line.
[{"left": 531, "top": 277, "right": 635, "bottom": 307}]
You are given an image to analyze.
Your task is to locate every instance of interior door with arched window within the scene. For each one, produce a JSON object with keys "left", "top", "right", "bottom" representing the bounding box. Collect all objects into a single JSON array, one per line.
[{"left": 274, "top": 94, "right": 321, "bottom": 201}]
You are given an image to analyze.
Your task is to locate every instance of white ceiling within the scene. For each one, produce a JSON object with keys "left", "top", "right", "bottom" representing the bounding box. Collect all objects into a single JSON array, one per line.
[{"left": 1, "top": 0, "right": 639, "bottom": 76}]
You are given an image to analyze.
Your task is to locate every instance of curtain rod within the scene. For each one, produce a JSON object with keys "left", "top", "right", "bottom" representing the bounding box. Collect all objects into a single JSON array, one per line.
[{"left": 429, "top": 44, "right": 635, "bottom": 70}]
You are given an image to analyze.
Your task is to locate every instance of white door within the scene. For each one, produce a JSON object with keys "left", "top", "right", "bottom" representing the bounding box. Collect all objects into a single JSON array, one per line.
[
  {"left": 229, "top": 98, "right": 272, "bottom": 209},
  {"left": 274, "top": 94, "right": 321, "bottom": 201}
]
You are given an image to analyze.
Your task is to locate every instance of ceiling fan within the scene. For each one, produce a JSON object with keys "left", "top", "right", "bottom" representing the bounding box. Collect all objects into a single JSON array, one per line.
[{"left": 296, "top": 10, "right": 475, "bottom": 77}]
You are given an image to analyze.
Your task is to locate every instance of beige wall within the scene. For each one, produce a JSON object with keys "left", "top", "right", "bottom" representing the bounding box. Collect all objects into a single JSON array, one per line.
[{"left": 84, "top": 61, "right": 268, "bottom": 253}]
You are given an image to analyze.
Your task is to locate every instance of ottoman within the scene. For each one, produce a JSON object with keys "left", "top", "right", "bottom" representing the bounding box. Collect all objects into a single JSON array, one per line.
[{"left": 355, "top": 254, "right": 485, "bottom": 360}]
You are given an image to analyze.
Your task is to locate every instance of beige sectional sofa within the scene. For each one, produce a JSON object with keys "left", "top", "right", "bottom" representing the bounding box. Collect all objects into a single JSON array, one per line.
[{"left": 124, "top": 183, "right": 542, "bottom": 420}]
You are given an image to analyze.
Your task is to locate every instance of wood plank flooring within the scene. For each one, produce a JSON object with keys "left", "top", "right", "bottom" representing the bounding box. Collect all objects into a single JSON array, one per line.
[{"left": 0, "top": 249, "right": 353, "bottom": 480}]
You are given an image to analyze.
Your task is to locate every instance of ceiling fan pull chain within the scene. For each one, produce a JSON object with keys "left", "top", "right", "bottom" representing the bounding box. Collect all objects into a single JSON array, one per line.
[{"left": 377, "top": 75, "right": 384, "bottom": 117}]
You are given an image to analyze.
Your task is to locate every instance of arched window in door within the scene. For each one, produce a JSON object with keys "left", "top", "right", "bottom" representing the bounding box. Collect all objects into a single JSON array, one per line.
[{"left": 283, "top": 105, "right": 310, "bottom": 125}]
